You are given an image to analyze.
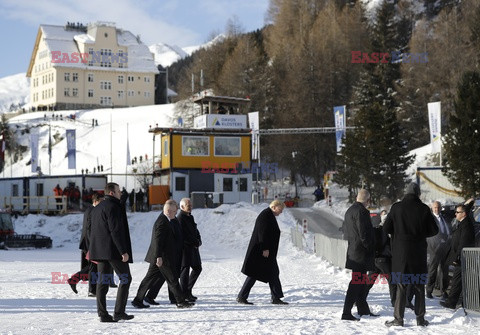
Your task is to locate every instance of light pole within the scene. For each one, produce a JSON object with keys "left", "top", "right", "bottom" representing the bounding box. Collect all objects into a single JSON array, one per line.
[{"left": 158, "top": 67, "right": 168, "bottom": 104}]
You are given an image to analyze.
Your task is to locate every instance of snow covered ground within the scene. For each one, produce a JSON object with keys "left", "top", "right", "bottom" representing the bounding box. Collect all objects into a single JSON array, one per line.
[{"left": 1, "top": 201, "right": 479, "bottom": 334}]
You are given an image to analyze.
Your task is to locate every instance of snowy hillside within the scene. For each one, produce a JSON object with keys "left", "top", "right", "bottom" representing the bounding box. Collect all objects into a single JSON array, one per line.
[
  {"left": 5, "top": 104, "right": 176, "bottom": 188},
  {"left": 0, "top": 73, "right": 30, "bottom": 113}
]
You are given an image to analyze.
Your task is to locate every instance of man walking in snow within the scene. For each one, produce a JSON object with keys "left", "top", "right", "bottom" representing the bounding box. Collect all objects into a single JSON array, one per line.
[{"left": 341, "top": 189, "right": 376, "bottom": 321}]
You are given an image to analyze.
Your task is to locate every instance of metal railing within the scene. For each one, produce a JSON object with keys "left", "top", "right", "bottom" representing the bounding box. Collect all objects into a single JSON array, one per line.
[
  {"left": 462, "top": 247, "right": 480, "bottom": 313},
  {"left": 1, "top": 196, "right": 67, "bottom": 214}
]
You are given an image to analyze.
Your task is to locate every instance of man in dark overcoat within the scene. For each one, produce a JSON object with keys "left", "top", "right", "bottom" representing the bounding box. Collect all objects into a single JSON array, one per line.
[
  {"left": 383, "top": 182, "right": 438, "bottom": 327},
  {"left": 237, "top": 199, "right": 287, "bottom": 305},
  {"left": 440, "top": 200, "right": 475, "bottom": 310},
  {"left": 89, "top": 183, "right": 134, "bottom": 322},
  {"left": 341, "top": 189, "right": 376, "bottom": 321},
  {"left": 67, "top": 193, "right": 103, "bottom": 296},
  {"left": 178, "top": 198, "right": 202, "bottom": 301},
  {"left": 131, "top": 199, "right": 193, "bottom": 309}
]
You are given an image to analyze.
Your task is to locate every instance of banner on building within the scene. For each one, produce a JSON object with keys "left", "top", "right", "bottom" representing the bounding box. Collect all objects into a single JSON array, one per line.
[
  {"left": 31, "top": 132, "right": 39, "bottom": 173},
  {"left": 334, "top": 106, "right": 346, "bottom": 153},
  {"left": 428, "top": 102, "right": 441, "bottom": 153},
  {"left": 66, "top": 129, "right": 76, "bottom": 169},
  {"left": 248, "top": 112, "right": 260, "bottom": 160}
]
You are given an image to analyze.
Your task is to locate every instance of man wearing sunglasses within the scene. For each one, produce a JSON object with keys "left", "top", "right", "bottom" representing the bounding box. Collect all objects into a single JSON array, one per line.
[{"left": 440, "top": 199, "right": 475, "bottom": 310}]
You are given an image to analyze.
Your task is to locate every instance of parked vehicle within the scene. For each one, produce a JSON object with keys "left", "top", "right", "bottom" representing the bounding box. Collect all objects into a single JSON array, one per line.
[{"left": 0, "top": 211, "right": 52, "bottom": 249}]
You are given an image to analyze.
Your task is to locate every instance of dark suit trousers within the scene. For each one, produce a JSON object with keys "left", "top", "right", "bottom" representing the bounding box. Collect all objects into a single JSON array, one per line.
[
  {"left": 342, "top": 270, "right": 370, "bottom": 316},
  {"left": 445, "top": 265, "right": 462, "bottom": 307},
  {"left": 237, "top": 275, "right": 284, "bottom": 300},
  {"left": 69, "top": 262, "right": 98, "bottom": 294},
  {"left": 134, "top": 263, "right": 164, "bottom": 302},
  {"left": 157, "top": 264, "right": 185, "bottom": 303},
  {"left": 426, "top": 242, "right": 450, "bottom": 294},
  {"left": 180, "top": 248, "right": 202, "bottom": 295},
  {"left": 393, "top": 283, "right": 426, "bottom": 323},
  {"left": 96, "top": 260, "right": 132, "bottom": 318}
]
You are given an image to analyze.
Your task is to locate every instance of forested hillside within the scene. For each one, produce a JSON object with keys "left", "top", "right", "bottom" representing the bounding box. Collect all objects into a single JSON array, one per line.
[{"left": 166, "top": 0, "right": 480, "bottom": 200}]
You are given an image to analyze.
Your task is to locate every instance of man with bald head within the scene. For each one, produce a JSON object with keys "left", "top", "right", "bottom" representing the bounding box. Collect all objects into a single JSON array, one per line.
[
  {"left": 131, "top": 199, "right": 193, "bottom": 309},
  {"left": 341, "top": 189, "right": 376, "bottom": 321}
]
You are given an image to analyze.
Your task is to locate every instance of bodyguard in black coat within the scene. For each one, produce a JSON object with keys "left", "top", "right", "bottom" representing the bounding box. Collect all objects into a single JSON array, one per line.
[
  {"left": 131, "top": 200, "right": 193, "bottom": 309},
  {"left": 178, "top": 198, "right": 202, "bottom": 301},
  {"left": 237, "top": 200, "right": 287, "bottom": 305},
  {"left": 89, "top": 183, "right": 134, "bottom": 323},
  {"left": 384, "top": 183, "right": 438, "bottom": 327},
  {"left": 440, "top": 201, "right": 475, "bottom": 310},
  {"left": 341, "top": 189, "right": 376, "bottom": 321}
]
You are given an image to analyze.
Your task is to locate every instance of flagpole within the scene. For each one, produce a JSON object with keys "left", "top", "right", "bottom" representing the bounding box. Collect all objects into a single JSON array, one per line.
[
  {"left": 110, "top": 112, "right": 113, "bottom": 182},
  {"left": 48, "top": 123, "right": 51, "bottom": 175}
]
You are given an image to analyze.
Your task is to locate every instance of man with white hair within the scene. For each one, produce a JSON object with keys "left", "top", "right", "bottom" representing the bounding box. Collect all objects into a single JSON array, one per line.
[{"left": 341, "top": 189, "right": 376, "bottom": 321}]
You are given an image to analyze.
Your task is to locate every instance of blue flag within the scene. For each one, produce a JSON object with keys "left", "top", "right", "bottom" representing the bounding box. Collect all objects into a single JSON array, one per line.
[
  {"left": 334, "top": 106, "right": 346, "bottom": 153},
  {"left": 66, "top": 129, "right": 76, "bottom": 169}
]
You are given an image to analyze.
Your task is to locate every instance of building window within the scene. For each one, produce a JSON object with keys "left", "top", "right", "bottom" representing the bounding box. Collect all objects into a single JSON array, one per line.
[
  {"left": 11, "top": 184, "right": 19, "bottom": 197},
  {"left": 64, "top": 88, "right": 70, "bottom": 97},
  {"left": 182, "top": 136, "right": 209, "bottom": 156},
  {"left": 175, "top": 177, "right": 186, "bottom": 191},
  {"left": 118, "top": 90, "right": 124, "bottom": 99},
  {"left": 119, "top": 63, "right": 123, "bottom": 68},
  {"left": 88, "top": 73, "right": 94, "bottom": 82},
  {"left": 128, "top": 76, "right": 134, "bottom": 82},
  {"left": 128, "top": 90, "right": 134, "bottom": 97},
  {"left": 72, "top": 88, "right": 78, "bottom": 97},
  {"left": 214, "top": 137, "right": 241, "bottom": 156},
  {"left": 118, "top": 75, "right": 124, "bottom": 84},
  {"left": 88, "top": 89, "right": 94, "bottom": 98},
  {"left": 144, "top": 77, "right": 150, "bottom": 83},
  {"left": 164, "top": 140, "right": 168, "bottom": 156},
  {"left": 100, "top": 81, "right": 112, "bottom": 90},
  {"left": 64, "top": 73, "right": 70, "bottom": 81},
  {"left": 100, "top": 97, "right": 112, "bottom": 106},
  {"left": 72, "top": 73, "right": 78, "bottom": 82},
  {"left": 239, "top": 178, "right": 248, "bottom": 192},
  {"left": 223, "top": 178, "right": 233, "bottom": 192},
  {"left": 144, "top": 92, "right": 150, "bottom": 98},
  {"left": 36, "top": 183, "right": 44, "bottom": 196}
]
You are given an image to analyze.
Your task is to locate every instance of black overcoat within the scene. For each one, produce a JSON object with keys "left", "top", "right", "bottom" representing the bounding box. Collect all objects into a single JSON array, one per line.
[
  {"left": 89, "top": 195, "right": 133, "bottom": 263},
  {"left": 178, "top": 210, "right": 202, "bottom": 266},
  {"left": 79, "top": 205, "right": 93, "bottom": 252},
  {"left": 144, "top": 213, "right": 182, "bottom": 276},
  {"left": 241, "top": 207, "right": 281, "bottom": 283},
  {"left": 343, "top": 201, "right": 375, "bottom": 271},
  {"left": 383, "top": 194, "right": 438, "bottom": 274},
  {"left": 446, "top": 216, "right": 475, "bottom": 265}
]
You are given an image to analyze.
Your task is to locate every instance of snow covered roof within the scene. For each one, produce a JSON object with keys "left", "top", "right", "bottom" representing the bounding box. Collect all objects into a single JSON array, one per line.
[{"left": 28, "top": 23, "right": 158, "bottom": 74}]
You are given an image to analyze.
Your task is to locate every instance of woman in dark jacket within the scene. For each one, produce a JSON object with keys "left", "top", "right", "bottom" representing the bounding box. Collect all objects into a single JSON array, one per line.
[{"left": 237, "top": 200, "right": 287, "bottom": 305}]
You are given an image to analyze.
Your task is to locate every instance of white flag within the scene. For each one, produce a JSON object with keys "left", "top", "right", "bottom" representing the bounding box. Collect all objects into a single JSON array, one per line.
[{"left": 428, "top": 102, "right": 441, "bottom": 153}]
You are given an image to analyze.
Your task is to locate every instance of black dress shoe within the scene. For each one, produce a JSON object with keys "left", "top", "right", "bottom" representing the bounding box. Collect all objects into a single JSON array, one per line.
[
  {"left": 109, "top": 283, "right": 118, "bottom": 288},
  {"left": 359, "top": 312, "right": 380, "bottom": 317},
  {"left": 185, "top": 294, "right": 198, "bottom": 302},
  {"left": 417, "top": 319, "right": 429, "bottom": 327},
  {"left": 113, "top": 313, "right": 134, "bottom": 322},
  {"left": 426, "top": 292, "right": 434, "bottom": 299},
  {"left": 440, "top": 301, "right": 456, "bottom": 309},
  {"left": 341, "top": 314, "right": 359, "bottom": 321},
  {"left": 406, "top": 302, "right": 415, "bottom": 310},
  {"left": 99, "top": 315, "right": 117, "bottom": 323},
  {"left": 67, "top": 278, "right": 78, "bottom": 294},
  {"left": 236, "top": 298, "right": 253, "bottom": 305},
  {"left": 88, "top": 292, "right": 96, "bottom": 297},
  {"left": 131, "top": 299, "right": 150, "bottom": 309},
  {"left": 176, "top": 301, "right": 194, "bottom": 308},
  {"left": 271, "top": 298, "right": 289, "bottom": 305},
  {"left": 385, "top": 319, "right": 404, "bottom": 327},
  {"left": 144, "top": 297, "right": 159, "bottom": 305}
]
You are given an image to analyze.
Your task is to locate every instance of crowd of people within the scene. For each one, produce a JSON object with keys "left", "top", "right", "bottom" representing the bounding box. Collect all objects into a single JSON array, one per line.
[
  {"left": 65, "top": 181, "right": 477, "bottom": 325},
  {"left": 341, "top": 183, "right": 477, "bottom": 327}
]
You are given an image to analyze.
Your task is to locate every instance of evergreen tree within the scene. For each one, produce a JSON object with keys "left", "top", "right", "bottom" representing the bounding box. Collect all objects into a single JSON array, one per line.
[{"left": 442, "top": 71, "right": 480, "bottom": 197}]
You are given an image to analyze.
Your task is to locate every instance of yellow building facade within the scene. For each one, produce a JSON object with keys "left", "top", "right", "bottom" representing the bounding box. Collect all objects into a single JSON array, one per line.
[{"left": 27, "top": 22, "right": 158, "bottom": 111}]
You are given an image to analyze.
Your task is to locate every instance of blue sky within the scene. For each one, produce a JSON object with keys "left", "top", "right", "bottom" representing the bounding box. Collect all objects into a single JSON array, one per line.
[{"left": 0, "top": 0, "right": 269, "bottom": 78}]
